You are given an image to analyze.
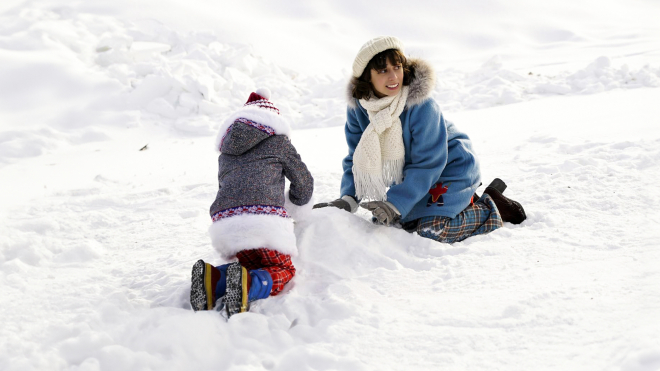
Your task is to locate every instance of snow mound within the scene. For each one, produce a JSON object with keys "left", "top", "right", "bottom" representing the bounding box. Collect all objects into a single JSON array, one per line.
[
  {"left": 434, "top": 55, "right": 660, "bottom": 111},
  {"left": 2, "top": 6, "right": 660, "bottom": 166}
]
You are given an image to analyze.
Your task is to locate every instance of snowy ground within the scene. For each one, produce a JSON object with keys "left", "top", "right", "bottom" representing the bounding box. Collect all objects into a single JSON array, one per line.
[{"left": 1, "top": 1, "right": 660, "bottom": 370}]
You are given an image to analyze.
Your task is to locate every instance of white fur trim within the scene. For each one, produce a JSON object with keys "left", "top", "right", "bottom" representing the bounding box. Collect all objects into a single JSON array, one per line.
[
  {"left": 284, "top": 188, "right": 314, "bottom": 221},
  {"left": 209, "top": 214, "right": 297, "bottom": 259},
  {"left": 215, "top": 106, "right": 292, "bottom": 151}
]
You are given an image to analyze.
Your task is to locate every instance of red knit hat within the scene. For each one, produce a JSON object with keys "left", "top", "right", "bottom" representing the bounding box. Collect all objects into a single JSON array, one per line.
[
  {"left": 244, "top": 88, "right": 279, "bottom": 115},
  {"left": 216, "top": 87, "right": 291, "bottom": 151}
]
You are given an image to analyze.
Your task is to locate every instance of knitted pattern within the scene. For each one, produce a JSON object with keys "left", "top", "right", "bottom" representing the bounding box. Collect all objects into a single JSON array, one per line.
[
  {"left": 353, "top": 85, "right": 410, "bottom": 201},
  {"left": 245, "top": 98, "right": 280, "bottom": 114},
  {"left": 212, "top": 205, "right": 289, "bottom": 222},
  {"left": 352, "top": 36, "right": 405, "bottom": 78},
  {"left": 235, "top": 118, "right": 276, "bottom": 136}
]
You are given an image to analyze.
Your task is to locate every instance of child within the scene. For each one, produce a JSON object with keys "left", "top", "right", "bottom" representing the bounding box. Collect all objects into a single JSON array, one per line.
[{"left": 190, "top": 88, "right": 314, "bottom": 318}]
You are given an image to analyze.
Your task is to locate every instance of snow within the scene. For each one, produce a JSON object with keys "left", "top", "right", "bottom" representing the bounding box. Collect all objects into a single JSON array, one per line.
[{"left": 1, "top": 1, "right": 660, "bottom": 370}]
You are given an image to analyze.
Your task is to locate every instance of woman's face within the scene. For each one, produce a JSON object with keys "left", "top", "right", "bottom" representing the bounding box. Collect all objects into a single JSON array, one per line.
[{"left": 370, "top": 59, "right": 404, "bottom": 98}]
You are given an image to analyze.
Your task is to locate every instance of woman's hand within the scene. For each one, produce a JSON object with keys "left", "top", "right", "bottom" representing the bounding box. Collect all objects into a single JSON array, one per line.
[
  {"left": 313, "top": 199, "right": 352, "bottom": 212},
  {"left": 360, "top": 201, "right": 401, "bottom": 226}
]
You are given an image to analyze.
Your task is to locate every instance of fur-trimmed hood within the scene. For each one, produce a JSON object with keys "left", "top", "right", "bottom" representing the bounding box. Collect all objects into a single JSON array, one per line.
[
  {"left": 214, "top": 106, "right": 292, "bottom": 153},
  {"left": 346, "top": 58, "right": 436, "bottom": 109}
]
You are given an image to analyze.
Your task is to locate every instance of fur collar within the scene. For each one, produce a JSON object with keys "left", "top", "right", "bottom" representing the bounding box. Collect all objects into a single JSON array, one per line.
[{"left": 346, "top": 58, "right": 436, "bottom": 109}]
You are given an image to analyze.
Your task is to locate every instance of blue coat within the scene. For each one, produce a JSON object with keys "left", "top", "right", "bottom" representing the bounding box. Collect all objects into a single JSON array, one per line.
[{"left": 341, "top": 59, "right": 481, "bottom": 222}]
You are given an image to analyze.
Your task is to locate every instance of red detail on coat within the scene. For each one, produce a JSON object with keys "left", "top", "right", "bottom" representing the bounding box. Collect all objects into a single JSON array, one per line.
[{"left": 429, "top": 183, "right": 449, "bottom": 203}]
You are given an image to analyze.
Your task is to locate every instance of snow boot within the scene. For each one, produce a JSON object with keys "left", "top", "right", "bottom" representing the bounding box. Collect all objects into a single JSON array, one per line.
[
  {"left": 190, "top": 259, "right": 223, "bottom": 311},
  {"left": 487, "top": 178, "right": 507, "bottom": 194},
  {"left": 483, "top": 179, "right": 527, "bottom": 224},
  {"left": 247, "top": 269, "right": 273, "bottom": 301},
  {"left": 223, "top": 261, "right": 250, "bottom": 318}
]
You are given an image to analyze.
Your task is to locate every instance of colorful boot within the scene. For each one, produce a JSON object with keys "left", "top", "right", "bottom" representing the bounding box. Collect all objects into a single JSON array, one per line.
[
  {"left": 247, "top": 269, "right": 273, "bottom": 301},
  {"left": 223, "top": 262, "right": 250, "bottom": 318},
  {"left": 483, "top": 178, "right": 527, "bottom": 224},
  {"left": 190, "top": 259, "right": 222, "bottom": 311}
]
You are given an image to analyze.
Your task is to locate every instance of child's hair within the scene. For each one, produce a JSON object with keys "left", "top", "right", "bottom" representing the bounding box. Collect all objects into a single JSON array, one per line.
[{"left": 351, "top": 48, "right": 415, "bottom": 100}]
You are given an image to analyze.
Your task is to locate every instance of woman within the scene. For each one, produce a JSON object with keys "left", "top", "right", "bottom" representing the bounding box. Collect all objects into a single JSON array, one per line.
[{"left": 314, "top": 36, "right": 525, "bottom": 243}]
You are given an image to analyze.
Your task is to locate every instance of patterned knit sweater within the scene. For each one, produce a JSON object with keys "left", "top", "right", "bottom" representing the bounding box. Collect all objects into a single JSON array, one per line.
[{"left": 209, "top": 109, "right": 314, "bottom": 259}]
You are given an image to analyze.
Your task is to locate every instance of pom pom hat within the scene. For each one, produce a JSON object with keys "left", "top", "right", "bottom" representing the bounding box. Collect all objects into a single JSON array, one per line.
[
  {"left": 352, "top": 36, "right": 405, "bottom": 78},
  {"left": 244, "top": 87, "right": 280, "bottom": 114},
  {"left": 215, "top": 87, "right": 292, "bottom": 151}
]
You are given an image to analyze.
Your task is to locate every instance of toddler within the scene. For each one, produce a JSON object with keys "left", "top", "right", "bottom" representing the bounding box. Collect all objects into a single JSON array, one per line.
[{"left": 190, "top": 88, "right": 313, "bottom": 318}]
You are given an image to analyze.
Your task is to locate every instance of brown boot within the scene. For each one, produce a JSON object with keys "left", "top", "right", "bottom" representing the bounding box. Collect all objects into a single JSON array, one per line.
[{"left": 483, "top": 179, "right": 526, "bottom": 224}]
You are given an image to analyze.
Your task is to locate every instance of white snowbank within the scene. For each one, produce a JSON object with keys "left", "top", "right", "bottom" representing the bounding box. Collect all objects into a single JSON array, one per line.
[{"left": 2, "top": 6, "right": 659, "bottom": 168}]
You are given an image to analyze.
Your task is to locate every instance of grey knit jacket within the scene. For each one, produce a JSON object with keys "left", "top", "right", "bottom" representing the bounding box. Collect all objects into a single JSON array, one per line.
[
  {"left": 210, "top": 122, "right": 314, "bottom": 216},
  {"left": 208, "top": 107, "right": 314, "bottom": 259}
]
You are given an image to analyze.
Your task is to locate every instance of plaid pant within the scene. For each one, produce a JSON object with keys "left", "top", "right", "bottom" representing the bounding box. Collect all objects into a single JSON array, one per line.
[
  {"left": 412, "top": 194, "right": 503, "bottom": 243},
  {"left": 235, "top": 248, "right": 295, "bottom": 296}
]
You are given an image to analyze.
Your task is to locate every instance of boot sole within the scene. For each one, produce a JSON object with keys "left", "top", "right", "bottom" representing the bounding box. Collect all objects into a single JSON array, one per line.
[
  {"left": 224, "top": 262, "right": 249, "bottom": 318},
  {"left": 190, "top": 259, "right": 215, "bottom": 311}
]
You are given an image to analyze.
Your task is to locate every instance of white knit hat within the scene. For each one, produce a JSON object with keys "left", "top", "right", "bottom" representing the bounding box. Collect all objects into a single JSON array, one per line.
[{"left": 352, "top": 36, "right": 405, "bottom": 78}]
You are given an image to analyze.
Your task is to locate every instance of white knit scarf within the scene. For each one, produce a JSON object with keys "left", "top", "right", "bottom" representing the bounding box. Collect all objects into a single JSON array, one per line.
[{"left": 354, "top": 85, "right": 410, "bottom": 201}]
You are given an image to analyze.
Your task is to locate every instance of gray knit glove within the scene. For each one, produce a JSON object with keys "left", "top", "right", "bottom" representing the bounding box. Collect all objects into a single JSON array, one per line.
[
  {"left": 360, "top": 201, "right": 401, "bottom": 226},
  {"left": 313, "top": 198, "right": 351, "bottom": 212}
]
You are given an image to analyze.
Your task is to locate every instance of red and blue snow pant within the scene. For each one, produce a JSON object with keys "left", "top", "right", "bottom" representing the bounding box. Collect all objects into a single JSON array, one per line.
[
  {"left": 411, "top": 193, "right": 503, "bottom": 243},
  {"left": 235, "top": 248, "right": 296, "bottom": 296}
]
